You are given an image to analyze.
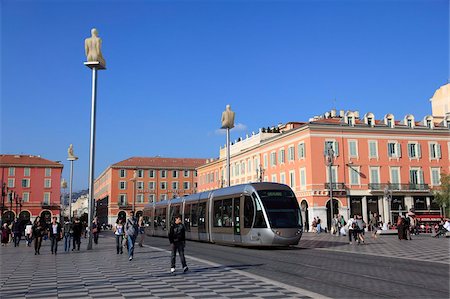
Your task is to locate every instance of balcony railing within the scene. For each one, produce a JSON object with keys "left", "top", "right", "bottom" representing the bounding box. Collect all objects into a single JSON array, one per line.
[
  {"left": 41, "top": 202, "right": 60, "bottom": 209},
  {"left": 368, "top": 183, "right": 430, "bottom": 191},
  {"left": 117, "top": 203, "right": 132, "bottom": 209},
  {"left": 324, "top": 182, "right": 346, "bottom": 190}
]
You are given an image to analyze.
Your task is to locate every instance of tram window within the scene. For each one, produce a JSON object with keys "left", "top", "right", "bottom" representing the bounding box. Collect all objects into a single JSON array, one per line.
[
  {"left": 191, "top": 203, "right": 198, "bottom": 227},
  {"left": 252, "top": 193, "right": 267, "bottom": 228},
  {"left": 170, "top": 205, "right": 180, "bottom": 224},
  {"left": 198, "top": 202, "right": 206, "bottom": 228},
  {"left": 214, "top": 200, "right": 223, "bottom": 227},
  {"left": 156, "top": 208, "right": 166, "bottom": 230},
  {"left": 223, "top": 198, "right": 232, "bottom": 227},
  {"left": 244, "top": 196, "right": 254, "bottom": 228},
  {"left": 184, "top": 204, "right": 191, "bottom": 231}
]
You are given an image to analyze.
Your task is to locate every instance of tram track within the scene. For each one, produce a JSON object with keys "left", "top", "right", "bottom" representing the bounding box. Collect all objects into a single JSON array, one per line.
[{"left": 144, "top": 236, "right": 449, "bottom": 298}]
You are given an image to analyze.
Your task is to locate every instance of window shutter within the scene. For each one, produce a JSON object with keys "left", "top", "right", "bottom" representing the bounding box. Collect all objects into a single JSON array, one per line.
[
  {"left": 334, "top": 141, "right": 339, "bottom": 156},
  {"left": 397, "top": 143, "right": 402, "bottom": 157},
  {"left": 387, "top": 143, "right": 392, "bottom": 157},
  {"left": 419, "top": 170, "right": 424, "bottom": 185},
  {"left": 417, "top": 143, "right": 421, "bottom": 158},
  {"left": 437, "top": 144, "right": 442, "bottom": 158}
]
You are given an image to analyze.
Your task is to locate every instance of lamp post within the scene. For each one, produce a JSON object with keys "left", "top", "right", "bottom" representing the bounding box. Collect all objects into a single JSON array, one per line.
[
  {"left": 325, "top": 144, "right": 335, "bottom": 232},
  {"left": 84, "top": 28, "right": 106, "bottom": 250},
  {"left": 130, "top": 170, "right": 137, "bottom": 212},
  {"left": 61, "top": 178, "right": 67, "bottom": 222},
  {"left": 1, "top": 183, "right": 7, "bottom": 219},
  {"left": 256, "top": 164, "right": 265, "bottom": 182},
  {"left": 67, "top": 145, "right": 78, "bottom": 223},
  {"left": 384, "top": 183, "right": 393, "bottom": 225}
]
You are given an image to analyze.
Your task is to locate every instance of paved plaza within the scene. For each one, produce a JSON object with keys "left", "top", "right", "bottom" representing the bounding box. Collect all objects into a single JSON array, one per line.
[
  {"left": 1, "top": 231, "right": 448, "bottom": 299},
  {"left": 0, "top": 234, "right": 325, "bottom": 299}
]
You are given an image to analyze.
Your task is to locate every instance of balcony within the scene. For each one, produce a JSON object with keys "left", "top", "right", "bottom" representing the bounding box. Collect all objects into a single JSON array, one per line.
[
  {"left": 117, "top": 202, "right": 132, "bottom": 209},
  {"left": 41, "top": 202, "right": 60, "bottom": 209},
  {"left": 368, "top": 183, "right": 430, "bottom": 192},
  {"left": 324, "top": 182, "right": 346, "bottom": 190}
]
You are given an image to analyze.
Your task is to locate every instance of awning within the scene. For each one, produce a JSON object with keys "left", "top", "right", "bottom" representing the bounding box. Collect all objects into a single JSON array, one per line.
[{"left": 415, "top": 214, "right": 443, "bottom": 222}]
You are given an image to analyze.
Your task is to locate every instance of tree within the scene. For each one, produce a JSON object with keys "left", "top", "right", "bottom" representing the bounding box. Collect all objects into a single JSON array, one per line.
[{"left": 432, "top": 172, "right": 450, "bottom": 217}]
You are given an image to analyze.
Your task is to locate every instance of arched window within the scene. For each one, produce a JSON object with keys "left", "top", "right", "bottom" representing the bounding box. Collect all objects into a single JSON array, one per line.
[
  {"left": 384, "top": 114, "right": 395, "bottom": 128},
  {"left": 403, "top": 114, "right": 415, "bottom": 128},
  {"left": 364, "top": 112, "right": 375, "bottom": 126}
]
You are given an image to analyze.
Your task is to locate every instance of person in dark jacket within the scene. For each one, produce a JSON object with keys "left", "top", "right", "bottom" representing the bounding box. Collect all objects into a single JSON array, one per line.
[
  {"left": 72, "top": 217, "right": 83, "bottom": 251},
  {"left": 48, "top": 217, "right": 62, "bottom": 254},
  {"left": 168, "top": 215, "right": 188, "bottom": 274},
  {"left": 12, "top": 218, "right": 22, "bottom": 247},
  {"left": 92, "top": 217, "right": 100, "bottom": 245},
  {"left": 32, "top": 216, "right": 45, "bottom": 254}
]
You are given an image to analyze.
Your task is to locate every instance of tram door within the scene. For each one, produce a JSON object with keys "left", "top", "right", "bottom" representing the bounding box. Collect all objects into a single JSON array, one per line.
[{"left": 233, "top": 198, "right": 241, "bottom": 242}]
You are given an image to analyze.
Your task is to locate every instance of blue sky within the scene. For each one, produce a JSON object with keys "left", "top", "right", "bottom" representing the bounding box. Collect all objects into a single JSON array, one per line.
[{"left": 1, "top": 0, "right": 448, "bottom": 191}]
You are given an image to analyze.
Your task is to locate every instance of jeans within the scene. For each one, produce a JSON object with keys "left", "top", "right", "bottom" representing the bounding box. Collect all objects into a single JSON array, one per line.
[
  {"left": 25, "top": 234, "right": 32, "bottom": 246},
  {"left": 64, "top": 234, "right": 72, "bottom": 251},
  {"left": 127, "top": 235, "right": 136, "bottom": 258},
  {"left": 115, "top": 234, "right": 123, "bottom": 253},
  {"left": 13, "top": 233, "right": 21, "bottom": 247},
  {"left": 50, "top": 236, "right": 59, "bottom": 253},
  {"left": 316, "top": 224, "right": 321, "bottom": 233},
  {"left": 171, "top": 242, "right": 187, "bottom": 268}
]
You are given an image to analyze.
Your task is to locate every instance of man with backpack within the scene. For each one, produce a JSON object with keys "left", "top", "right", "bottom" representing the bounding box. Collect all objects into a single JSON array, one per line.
[
  {"left": 169, "top": 215, "right": 188, "bottom": 274},
  {"left": 125, "top": 211, "right": 138, "bottom": 261}
]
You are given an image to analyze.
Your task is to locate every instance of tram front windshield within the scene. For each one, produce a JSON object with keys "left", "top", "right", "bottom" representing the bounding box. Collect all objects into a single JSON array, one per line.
[{"left": 258, "top": 190, "right": 302, "bottom": 228}]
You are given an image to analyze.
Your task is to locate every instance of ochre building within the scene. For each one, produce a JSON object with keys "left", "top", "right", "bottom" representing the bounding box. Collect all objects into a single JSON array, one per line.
[
  {"left": 197, "top": 109, "right": 450, "bottom": 230},
  {"left": 94, "top": 157, "right": 206, "bottom": 225}
]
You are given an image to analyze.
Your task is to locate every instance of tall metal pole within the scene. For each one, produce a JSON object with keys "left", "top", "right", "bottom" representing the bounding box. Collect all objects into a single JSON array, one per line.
[
  {"left": 226, "top": 128, "right": 231, "bottom": 187},
  {"left": 87, "top": 66, "right": 98, "bottom": 250},
  {"left": 69, "top": 160, "right": 75, "bottom": 222},
  {"left": 329, "top": 158, "right": 333, "bottom": 231}
]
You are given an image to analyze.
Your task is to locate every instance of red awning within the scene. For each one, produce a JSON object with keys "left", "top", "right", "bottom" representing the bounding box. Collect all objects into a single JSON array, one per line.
[{"left": 415, "top": 214, "right": 443, "bottom": 222}]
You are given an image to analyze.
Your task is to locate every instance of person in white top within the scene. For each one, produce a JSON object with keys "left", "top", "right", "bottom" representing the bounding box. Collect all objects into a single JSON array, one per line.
[
  {"left": 25, "top": 221, "right": 33, "bottom": 247},
  {"left": 114, "top": 218, "right": 125, "bottom": 254},
  {"left": 443, "top": 219, "right": 450, "bottom": 232}
]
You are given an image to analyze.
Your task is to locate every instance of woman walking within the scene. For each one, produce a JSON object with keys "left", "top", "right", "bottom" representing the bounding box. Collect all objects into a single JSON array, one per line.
[
  {"left": 1, "top": 223, "right": 11, "bottom": 246},
  {"left": 92, "top": 217, "right": 100, "bottom": 245},
  {"left": 138, "top": 216, "right": 145, "bottom": 247},
  {"left": 32, "top": 216, "right": 45, "bottom": 255},
  {"left": 114, "top": 218, "right": 124, "bottom": 254}
]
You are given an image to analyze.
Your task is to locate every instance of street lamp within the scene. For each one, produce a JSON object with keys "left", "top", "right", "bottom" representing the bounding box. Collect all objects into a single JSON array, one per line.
[
  {"left": 256, "top": 164, "right": 265, "bottom": 182},
  {"left": 325, "top": 143, "right": 335, "bottom": 232},
  {"left": 61, "top": 178, "right": 68, "bottom": 221},
  {"left": 67, "top": 144, "right": 78, "bottom": 223},
  {"left": 384, "top": 183, "right": 393, "bottom": 225},
  {"left": 1, "top": 182, "right": 7, "bottom": 220},
  {"left": 130, "top": 170, "right": 137, "bottom": 212}
]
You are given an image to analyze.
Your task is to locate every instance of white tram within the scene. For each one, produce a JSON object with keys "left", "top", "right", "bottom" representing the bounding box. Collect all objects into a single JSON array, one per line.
[{"left": 142, "top": 183, "right": 303, "bottom": 246}]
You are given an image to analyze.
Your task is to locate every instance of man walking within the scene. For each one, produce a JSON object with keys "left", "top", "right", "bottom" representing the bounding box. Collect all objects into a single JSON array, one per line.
[
  {"left": 48, "top": 217, "right": 62, "bottom": 254},
  {"left": 72, "top": 217, "right": 82, "bottom": 251},
  {"left": 12, "top": 218, "right": 22, "bottom": 247},
  {"left": 169, "top": 215, "right": 188, "bottom": 274},
  {"left": 125, "top": 211, "right": 138, "bottom": 261}
]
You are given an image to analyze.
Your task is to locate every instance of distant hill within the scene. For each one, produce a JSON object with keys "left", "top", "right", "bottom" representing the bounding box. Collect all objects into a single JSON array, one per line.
[{"left": 62, "top": 189, "right": 88, "bottom": 205}]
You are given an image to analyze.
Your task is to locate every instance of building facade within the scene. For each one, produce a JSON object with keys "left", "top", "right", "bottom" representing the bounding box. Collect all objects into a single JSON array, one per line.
[
  {"left": 197, "top": 110, "right": 450, "bottom": 230},
  {"left": 0, "top": 154, "right": 64, "bottom": 225},
  {"left": 94, "top": 157, "right": 206, "bottom": 225}
]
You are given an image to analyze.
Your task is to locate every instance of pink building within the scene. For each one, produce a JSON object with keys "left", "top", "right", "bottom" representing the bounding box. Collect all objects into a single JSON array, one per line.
[
  {"left": 197, "top": 111, "right": 450, "bottom": 229},
  {"left": 0, "top": 154, "right": 64, "bottom": 225}
]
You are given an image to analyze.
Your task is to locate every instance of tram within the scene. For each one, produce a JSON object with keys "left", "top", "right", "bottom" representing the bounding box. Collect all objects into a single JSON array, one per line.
[{"left": 142, "top": 182, "right": 303, "bottom": 246}]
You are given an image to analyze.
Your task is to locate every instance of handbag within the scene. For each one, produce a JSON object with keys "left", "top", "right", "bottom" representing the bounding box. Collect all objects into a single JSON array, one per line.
[{"left": 92, "top": 227, "right": 98, "bottom": 234}]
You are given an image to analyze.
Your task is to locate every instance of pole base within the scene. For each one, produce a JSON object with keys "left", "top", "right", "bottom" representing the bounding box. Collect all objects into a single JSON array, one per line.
[{"left": 84, "top": 61, "right": 106, "bottom": 70}]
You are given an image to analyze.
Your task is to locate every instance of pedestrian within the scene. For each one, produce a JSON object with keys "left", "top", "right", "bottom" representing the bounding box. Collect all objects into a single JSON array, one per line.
[
  {"left": 32, "top": 216, "right": 45, "bottom": 254},
  {"left": 169, "top": 214, "right": 188, "bottom": 274},
  {"left": 311, "top": 217, "right": 317, "bottom": 233},
  {"left": 355, "top": 215, "right": 365, "bottom": 244},
  {"left": 1, "top": 223, "right": 11, "bottom": 246},
  {"left": 63, "top": 220, "right": 72, "bottom": 252},
  {"left": 138, "top": 216, "right": 145, "bottom": 247},
  {"left": 125, "top": 211, "right": 138, "bottom": 261},
  {"left": 397, "top": 216, "right": 405, "bottom": 240},
  {"left": 72, "top": 217, "right": 82, "bottom": 251},
  {"left": 12, "top": 218, "right": 22, "bottom": 247},
  {"left": 48, "top": 217, "right": 62, "bottom": 254},
  {"left": 114, "top": 217, "right": 124, "bottom": 254},
  {"left": 316, "top": 216, "right": 322, "bottom": 234},
  {"left": 25, "top": 220, "right": 33, "bottom": 246},
  {"left": 92, "top": 217, "right": 100, "bottom": 245},
  {"left": 369, "top": 212, "right": 379, "bottom": 239},
  {"left": 347, "top": 215, "right": 356, "bottom": 244}
]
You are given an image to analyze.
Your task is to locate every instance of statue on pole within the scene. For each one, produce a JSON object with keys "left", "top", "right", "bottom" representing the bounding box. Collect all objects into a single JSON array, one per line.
[
  {"left": 67, "top": 144, "right": 78, "bottom": 161},
  {"left": 221, "top": 104, "right": 235, "bottom": 129},
  {"left": 85, "top": 28, "right": 106, "bottom": 67}
]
